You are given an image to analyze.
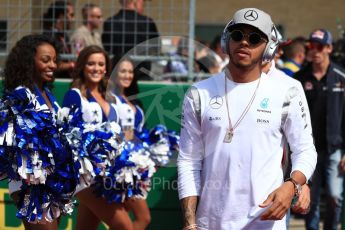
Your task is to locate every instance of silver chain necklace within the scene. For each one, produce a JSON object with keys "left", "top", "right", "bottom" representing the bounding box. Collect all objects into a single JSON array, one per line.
[{"left": 223, "top": 74, "right": 261, "bottom": 143}]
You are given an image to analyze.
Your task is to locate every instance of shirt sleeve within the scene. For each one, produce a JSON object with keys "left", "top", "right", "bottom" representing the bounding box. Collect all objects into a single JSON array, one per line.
[
  {"left": 282, "top": 83, "right": 317, "bottom": 180},
  {"left": 177, "top": 87, "right": 204, "bottom": 200},
  {"left": 62, "top": 89, "right": 81, "bottom": 109}
]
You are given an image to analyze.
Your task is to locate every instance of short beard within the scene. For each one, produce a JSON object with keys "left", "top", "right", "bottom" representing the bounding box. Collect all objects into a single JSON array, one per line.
[{"left": 229, "top": 52, "right": 262, "bottom": 69}]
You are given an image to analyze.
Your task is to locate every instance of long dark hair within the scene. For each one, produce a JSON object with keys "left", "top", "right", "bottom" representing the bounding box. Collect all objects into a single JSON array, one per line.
[
  {"left": 42, "top": 0, "right": 72, "bottom": 30},
  {"left": 111, "top": 57, "right": 142, "bottom": 107},
  {"left": 71, "top": 45, "right": 111, "bottom": 99},
  {"left": 3, "top": 34, "right": 58, "bottom": 92}
]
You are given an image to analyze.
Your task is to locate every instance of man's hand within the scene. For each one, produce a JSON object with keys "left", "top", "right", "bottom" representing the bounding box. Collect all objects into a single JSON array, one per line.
[
  {"left": 259, "top": 181, "right": 295, "bottom": 220},
  {"left": 291, "top": 184, "right": 310, "bottom": 214}
]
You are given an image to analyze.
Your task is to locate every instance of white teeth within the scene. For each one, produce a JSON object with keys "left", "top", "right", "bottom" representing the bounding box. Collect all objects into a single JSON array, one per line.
[
  {"left": 91, "top": 73, "right": 102, "bottom": 78},
  {"left": 46, "top": 72, "right": 53, "bottom": 76}
]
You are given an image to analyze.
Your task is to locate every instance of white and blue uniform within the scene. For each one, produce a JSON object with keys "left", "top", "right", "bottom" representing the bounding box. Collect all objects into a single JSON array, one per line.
[
  {"left": 63, "top": 88, "right": 118, "bottom": 124},
  {"left": 115, "top": 94, "right": 144, "bottom": 133},
  {"left": 62, "top": 88, "right": 119, "bottom": 194},
  {"left": 0, "top": 85, "right": 77, "bottom": 223},
  {"left": 177, "top": 71, "right": 317, "bottom": 230},
  {"left": 8, "top": 86, "right": 60, "bottom": 194}
]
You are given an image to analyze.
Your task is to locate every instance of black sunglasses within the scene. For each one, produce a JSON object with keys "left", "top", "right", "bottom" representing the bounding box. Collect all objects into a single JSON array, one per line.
[{"left": 229, "top": 30, "right": 267, "bottom": 45}]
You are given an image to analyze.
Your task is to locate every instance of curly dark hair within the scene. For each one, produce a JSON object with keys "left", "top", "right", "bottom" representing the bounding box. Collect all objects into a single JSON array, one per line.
[
  {"left": 71, "top": 45, "right": 111, "bottom": 99},
  {"left": 3, "top": 34, "right": 59, "bottom": 92}
]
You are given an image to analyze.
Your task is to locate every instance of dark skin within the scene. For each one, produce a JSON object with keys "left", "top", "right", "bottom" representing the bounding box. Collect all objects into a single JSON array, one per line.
[
  {"left": 230, "top": 25, "right": 307, "bottom": 221},
  {"left": 180, "top": 24, "right": 307, "bottom": 229},
  {"left": 34, "top": 43, "right": 58, "bottom": 110},
  {"left": 11, "top": 42, "right": 59, "bottom": 230}
]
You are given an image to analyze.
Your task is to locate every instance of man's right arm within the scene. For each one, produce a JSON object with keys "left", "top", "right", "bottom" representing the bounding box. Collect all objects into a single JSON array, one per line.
[
  {"left": 180, "top": 196, "right": 198, "bottom": 228},
  {"left": 177, "top": 87, "right": 203, "bottom": 228}
]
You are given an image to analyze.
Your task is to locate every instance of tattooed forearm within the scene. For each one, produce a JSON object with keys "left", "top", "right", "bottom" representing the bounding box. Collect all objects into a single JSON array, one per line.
[{"left": 180, "top": 196, "right": 198, "bottom": 227}]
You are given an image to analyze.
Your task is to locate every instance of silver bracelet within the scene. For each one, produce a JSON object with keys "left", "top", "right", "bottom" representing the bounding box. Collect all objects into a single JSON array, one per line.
[{"left": 183, "top": 224, "right": 198, "bottom": 230}]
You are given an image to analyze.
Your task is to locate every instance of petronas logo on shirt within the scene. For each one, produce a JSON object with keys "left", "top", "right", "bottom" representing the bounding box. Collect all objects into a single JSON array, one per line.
[{"left": 260, "top": 98, "right": 269, "bottom": 109}]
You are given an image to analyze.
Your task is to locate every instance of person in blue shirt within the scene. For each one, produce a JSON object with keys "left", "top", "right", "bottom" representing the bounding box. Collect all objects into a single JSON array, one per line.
[
  {"left": 62, "top": 45, "right": 134, "bottom": 230},
  {"left": 2, "top": 34, "right": 75, "bottom": 229},
  {"left": 281, "top": 37, "right": 306, "bottom": 77}
]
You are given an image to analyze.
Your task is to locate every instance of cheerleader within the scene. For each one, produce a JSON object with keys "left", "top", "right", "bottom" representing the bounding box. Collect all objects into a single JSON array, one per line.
[
  {"left": 109, "top": 58, "right": 151, "bottom": 230},
  {"left": 1, "top": 34, "right": 76, "bottom": 229},
  {"left": 108, "top": 57, "right": 182, "bottom": 230},
  {"left": 62, "top": 45, "right": 132, "bottom": 230}
]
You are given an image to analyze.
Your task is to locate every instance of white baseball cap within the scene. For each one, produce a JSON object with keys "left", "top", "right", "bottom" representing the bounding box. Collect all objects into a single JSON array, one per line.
[{"left": 228, "top": 8, "right": 274, "bottom": 40}]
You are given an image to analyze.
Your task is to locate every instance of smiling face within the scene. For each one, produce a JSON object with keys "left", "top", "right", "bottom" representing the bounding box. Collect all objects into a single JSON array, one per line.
[
  {"left": 228, "top": 25, "right": 267, "bottom": 69},
  {"left": 83, "top": 53, "right": 107, "bottom": 85},
  {"left": 34, "top": 43, "right": 57, "bottom": 84},
  {"left": 115, "top": 60, "right": 134, "bottom": 90}
]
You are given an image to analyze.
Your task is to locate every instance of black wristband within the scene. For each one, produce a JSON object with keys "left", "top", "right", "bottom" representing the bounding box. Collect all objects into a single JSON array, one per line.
[{"left": 285, "top": 177, "right": 302, "bottom": 196}]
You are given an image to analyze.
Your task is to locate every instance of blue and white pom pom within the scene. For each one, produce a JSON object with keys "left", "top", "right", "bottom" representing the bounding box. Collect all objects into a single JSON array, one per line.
[
  {"left": 57, "top": 106, "right": 123, "bottom": 187},
  {"left": 138, "top": 125, "right": 179, "bottom": 166},
  {"left": 0, "top": 87, "right": 55, "bottom": 182},
  {"left": 94, "top": 141, "right": 156, "bottom": 203},
  {"left": 0, "top": 87, "right": 77, "bottom": 223}
]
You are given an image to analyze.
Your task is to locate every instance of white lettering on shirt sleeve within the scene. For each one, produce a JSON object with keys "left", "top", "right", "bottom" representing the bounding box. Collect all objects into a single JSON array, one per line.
[{"left": 282, "top": 85, "right": 317, "bottom": 180}]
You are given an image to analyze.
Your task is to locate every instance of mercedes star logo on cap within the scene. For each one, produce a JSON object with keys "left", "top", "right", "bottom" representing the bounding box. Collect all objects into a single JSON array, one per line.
[
  {"left": 244, "top": 10, "right": 258, "bottom": 21},
  {"left": 209, "top": 96, "right": 223, "bottom": 109}
]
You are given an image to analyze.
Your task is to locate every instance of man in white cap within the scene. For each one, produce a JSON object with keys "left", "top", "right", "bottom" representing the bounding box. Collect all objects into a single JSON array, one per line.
[{"left": 177, "top": 8, "right": 317, "bottom": 230}]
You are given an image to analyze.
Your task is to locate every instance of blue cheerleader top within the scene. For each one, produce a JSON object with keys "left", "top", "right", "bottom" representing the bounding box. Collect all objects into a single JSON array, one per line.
[
  {"left": 62, "top": 88, "right": 118, "bottom": 123},
  {"left": 33, "top": 85, "right": 60, "bottom": 112},
  {"left": 117, "top": 95, "right": 144, "bottom": 132}
]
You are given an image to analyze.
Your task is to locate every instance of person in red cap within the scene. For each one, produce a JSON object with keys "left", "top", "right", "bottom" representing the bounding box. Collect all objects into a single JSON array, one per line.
[{"left": 294, "top": 29, "right": 345, "bottom": 230}]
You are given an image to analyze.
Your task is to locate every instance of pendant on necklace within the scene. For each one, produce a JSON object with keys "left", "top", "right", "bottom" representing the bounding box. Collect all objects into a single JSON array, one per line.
[{"left": 223, "top": 129, "right": 233, "bottom": 143}]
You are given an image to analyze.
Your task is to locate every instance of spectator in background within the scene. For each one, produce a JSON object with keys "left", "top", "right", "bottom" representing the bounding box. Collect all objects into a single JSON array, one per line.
[
  {"left": 102, "top": 0, "right": 159, "bottom": 61},
  {"left": 197, "top": 54, "right": 220, "bottom": 75},
  {"left": 42, "top": 0, "right": 75, "bottom": 78},
  {"left": 165, "top": 37, "right": 189, "bottom": 76},
  {"left": 102, "top": 0, "right": 159, "bottom": 103},
  {"left": 70, "top": 3, "right": 103, "bottom": 55},
  {"left": 294, "top": 29, "right": 345, "bottom": 230},
  {"left": 164, "top": 37, "right": 214, "bottom": 81},
  {"left": 274, "top": 45, "right": 287, "bottom": 70},
  {"left": 210, "top": 35, "right": 229, "bottom": 71},
  {"left": 102, "top": 0, "right": 160, "bottom": 81},
  {"left": 282, "top": 37, "right": 306, "bottom": 77}
]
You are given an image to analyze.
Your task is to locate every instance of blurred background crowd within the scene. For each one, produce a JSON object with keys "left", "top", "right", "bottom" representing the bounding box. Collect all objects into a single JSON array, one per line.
[{"left": 0, "top": 0, "right": 344, "bottom": 82}]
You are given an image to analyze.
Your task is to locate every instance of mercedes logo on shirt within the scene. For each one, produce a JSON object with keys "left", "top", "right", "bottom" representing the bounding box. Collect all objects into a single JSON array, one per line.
[
  {"left": 244, "top": 10, "right": 258, "bottom": 21},
  {"left": 209, "top": 96, "right": 223, "bottom": 109}
]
